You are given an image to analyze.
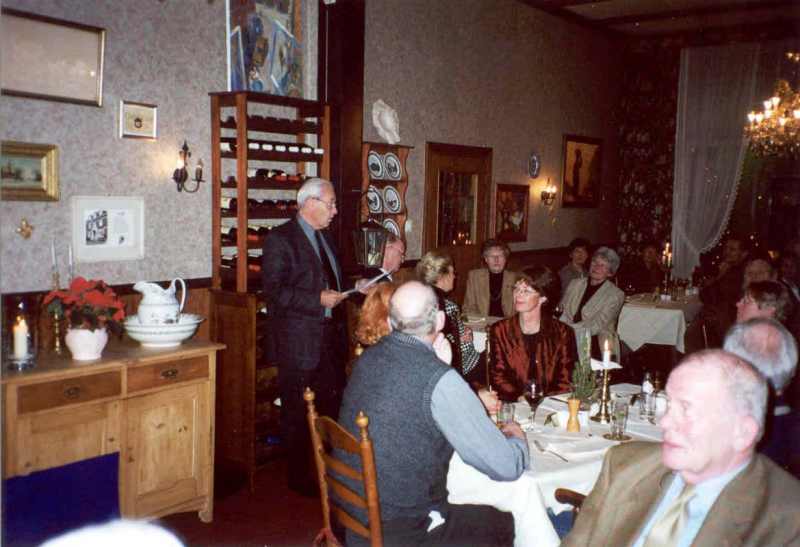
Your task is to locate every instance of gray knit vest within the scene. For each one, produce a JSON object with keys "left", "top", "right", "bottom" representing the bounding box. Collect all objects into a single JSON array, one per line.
[{"left": 336, "top": 331, "right": 454, "bottom": 523}]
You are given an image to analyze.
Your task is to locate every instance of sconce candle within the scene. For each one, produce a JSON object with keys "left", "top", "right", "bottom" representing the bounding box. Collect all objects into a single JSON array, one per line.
[{"left": 173, "top": 140, "right": 204, "bottom": 193}]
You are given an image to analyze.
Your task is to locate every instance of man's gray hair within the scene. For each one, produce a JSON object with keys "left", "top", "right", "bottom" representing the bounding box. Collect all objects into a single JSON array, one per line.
[
  {"left": 593, "top": 246, "right": 621, "bottom": 274},
  {"left": 682, "top": 349, "right": 769, "bottom": 441},
  {"left": 724, "top": 317, "right": 798, "bottom": 392},
  {"left": 388, "top": 283, "right": 440, "bottom": 336},
  {"left": 297, "top": 178, "right": 334, "bottom": 208}
]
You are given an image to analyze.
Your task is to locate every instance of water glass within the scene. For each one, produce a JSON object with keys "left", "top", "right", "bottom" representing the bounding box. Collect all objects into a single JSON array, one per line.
[
  {"left": 497, "top": 402, "right": 514, "bottom": 428},
  {"left": 610, "top": 401, "right": 629, "bottom": 440},
  {"left": 639, "top": 390, "right": 655, "bottom": 420}
]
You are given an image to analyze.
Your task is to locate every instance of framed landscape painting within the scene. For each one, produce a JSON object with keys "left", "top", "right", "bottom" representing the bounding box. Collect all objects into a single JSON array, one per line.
[
  {"left": 561, "top": 134, "right": 602, "bottom": 208},
  {"left": 1, "top": 141, "right": 60, "bottom": 201},
  {"left": 494, "top": 183, "right": 529, "bottom": 242}
]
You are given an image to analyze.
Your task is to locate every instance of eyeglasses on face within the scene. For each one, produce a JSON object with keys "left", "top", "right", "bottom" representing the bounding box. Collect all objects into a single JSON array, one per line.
[
  {"left": 513, "top": 285, "right": 539, "bottom": 296},
  {"left": 386, "top": 246, "right": 405, "bottom": 259},
  {"left": 312, "top": 197, "right": 337, "bottom": 209}
]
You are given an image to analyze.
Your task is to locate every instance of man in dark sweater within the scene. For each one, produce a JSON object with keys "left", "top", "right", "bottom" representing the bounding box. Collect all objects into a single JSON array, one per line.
[{"left": 337, "top": 281, "right": 529, "bottom": 546}]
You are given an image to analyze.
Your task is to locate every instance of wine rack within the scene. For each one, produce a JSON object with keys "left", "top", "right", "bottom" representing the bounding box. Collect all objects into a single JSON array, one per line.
[{"left": 209, "top": 91, "right": 331, "bottom": 489}]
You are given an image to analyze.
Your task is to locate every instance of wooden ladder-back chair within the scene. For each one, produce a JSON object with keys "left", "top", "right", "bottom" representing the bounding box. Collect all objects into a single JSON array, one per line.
[
  {"left": 304, "top": 388, "right": 382, "bottom": 547},
  {"left": 554, "top": 488, "right": 586, "bottom": 518}
]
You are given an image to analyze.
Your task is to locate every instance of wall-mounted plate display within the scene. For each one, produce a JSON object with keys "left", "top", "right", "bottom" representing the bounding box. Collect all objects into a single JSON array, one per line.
[
  {"left": 367, "top": 151, "right": 384, "bottom": 179},
  {"left": 366, "top": 185, "right": 382, "bottom": 213},
  {"left": 384, "top": 153, "right": 402, "bottom": 180},
  {"left": 383, "top": 185, "right": 402, "bottom": 213},
  {"left": 382, "top": 218, "right": 400, "bottom": 236}
]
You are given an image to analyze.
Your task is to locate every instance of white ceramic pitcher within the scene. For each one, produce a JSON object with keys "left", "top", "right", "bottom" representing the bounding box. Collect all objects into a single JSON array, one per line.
[{"left": 133, "top": 278, "right": 186, "bottom": 324}]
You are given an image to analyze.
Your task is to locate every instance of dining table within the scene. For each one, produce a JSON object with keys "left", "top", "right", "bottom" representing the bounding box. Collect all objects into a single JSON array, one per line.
[
  {"left": 616, "top": 293, "right": 702, "bottom": 353},
  {"left": 446, "top": 383, "right": 664, "bottom": 547}
]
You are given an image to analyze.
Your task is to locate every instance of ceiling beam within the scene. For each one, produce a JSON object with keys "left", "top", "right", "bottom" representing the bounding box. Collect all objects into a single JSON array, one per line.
[{"left": 598, "top": 0, "right": 800, "bottom": 27}]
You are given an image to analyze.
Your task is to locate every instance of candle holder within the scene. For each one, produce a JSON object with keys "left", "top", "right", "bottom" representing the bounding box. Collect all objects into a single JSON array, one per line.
[
  {"left": 590, "top": 368, "right": 611, "bottom": 424},
  {"left": 3, "top": 295, "right": 38, "bottom": 370}
]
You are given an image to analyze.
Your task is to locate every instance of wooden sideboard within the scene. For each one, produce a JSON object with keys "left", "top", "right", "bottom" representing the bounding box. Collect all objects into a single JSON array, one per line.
[{"left": 2, "top": 340, "right": 224, "bottom": 522}]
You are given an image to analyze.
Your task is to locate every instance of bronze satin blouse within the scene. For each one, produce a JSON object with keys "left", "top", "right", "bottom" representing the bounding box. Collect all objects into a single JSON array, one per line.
[{"left": 488, "top": 315, "right": 577, "bottom": 400}]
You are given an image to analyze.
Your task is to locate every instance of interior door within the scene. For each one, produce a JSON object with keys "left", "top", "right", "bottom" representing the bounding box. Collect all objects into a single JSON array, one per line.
[{"left": 423, "top": 142, "right": 492, "bottom": 304}]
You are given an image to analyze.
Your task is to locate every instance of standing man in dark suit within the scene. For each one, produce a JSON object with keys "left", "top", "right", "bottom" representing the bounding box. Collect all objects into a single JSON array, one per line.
[
  {"left": 262, "top": 177, "right": 349, "bottom": 496},
  {"left": 562, "top": 349, "right": 800, "bottom": 546}
]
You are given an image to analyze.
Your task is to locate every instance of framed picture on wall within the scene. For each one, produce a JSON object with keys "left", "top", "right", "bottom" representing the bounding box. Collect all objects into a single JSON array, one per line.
[
  {"left": 72, "top": 196, "right": 145, "bottom": 263},
  {"left": 119, "top": 101, "right": 158, "bottom": 139},
  {"left": 561, "top": 134, "right": 602, "bottom": 208},
  {"left": 493, "top": 183, "right": 529, "bottom": 242},
  {"left": 1, "top": 141, "right": 60, "bottom": 201},
  {"left": 1, "top": 8, "right": 105, "bottom": 107}
]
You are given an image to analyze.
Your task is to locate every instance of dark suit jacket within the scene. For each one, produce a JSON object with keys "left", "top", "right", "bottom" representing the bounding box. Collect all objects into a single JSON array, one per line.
[
  {"left": 563, "top": 441, "right": 800, "bottom": 546},
  {"left": 488, "top": 315, "right": 577, "bottom": 399},
  {"left": 261, "top": 216, "right": 346, "bottom": 371}
]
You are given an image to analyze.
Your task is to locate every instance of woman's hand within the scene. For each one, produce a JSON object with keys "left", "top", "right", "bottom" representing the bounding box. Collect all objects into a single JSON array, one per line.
[
  {"left": 477, "top": 388, "right": 500, "bottom": 415},
  {"left": 460, "top": 325, "right": 473, "bottom": 343}
]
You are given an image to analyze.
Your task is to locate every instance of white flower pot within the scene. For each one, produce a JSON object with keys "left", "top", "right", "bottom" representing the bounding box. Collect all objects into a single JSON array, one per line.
[{"left": 65, "top": 327, "right": 109, "bottom": 361}]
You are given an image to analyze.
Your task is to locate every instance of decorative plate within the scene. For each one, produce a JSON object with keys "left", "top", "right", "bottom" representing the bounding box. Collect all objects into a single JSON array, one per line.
[
  {"left": 384, "top": 153, "right": 402, "bottom": 180},
  {"left": 366, "top": 185, "right": 382, "bottom": 213},
  {"left": 367, "top": 151, "right": 384, "bottom": 179},
  {"left": 382, "top": 218, "right": 400, "bottom": 236},
  {"left": 383, "top": 185, "right": 402, "bottom": 213},
  {"left": 527, "top": 152, "right": 541, "bottom": 179}
]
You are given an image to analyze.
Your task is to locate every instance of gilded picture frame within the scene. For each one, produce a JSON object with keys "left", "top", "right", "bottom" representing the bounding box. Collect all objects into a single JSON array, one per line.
[
  {"left": 561, "top": 134, "right": 602, "bottom": 208},
  {"left": 1, "top": 8, "right": 105, "bottom": 107},
  {"left": 119, "top": 101, "right": 158, "bottom": 140},
  {"left": 493, "top": 183, "right": 529, "bottom": 242},
  {"left": 1, "top": 141, "right": 60, "bottom": 201}
]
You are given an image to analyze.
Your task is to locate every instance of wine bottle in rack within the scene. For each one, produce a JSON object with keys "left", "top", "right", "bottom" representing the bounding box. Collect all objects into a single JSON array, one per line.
[
  {"left": 220, "top": 254, "right": 238, "bottom": 267},
  {"left": 255, "top": 168, "right": 271, "bottom": 180},
  {"left": 246, "top": 251, "right": 263, "bottom": 272},
  {"left": 220, "top": 141, "right": 236, "bottom": 153},
  {"left": 220, "top": 225, "right": 237, "bottom": 244},
  {"left": 221, "top": 196, "right": 238, "bottom": 212},
  {"left": 223, "top": 175, "right": 237, "bottom": 186}
]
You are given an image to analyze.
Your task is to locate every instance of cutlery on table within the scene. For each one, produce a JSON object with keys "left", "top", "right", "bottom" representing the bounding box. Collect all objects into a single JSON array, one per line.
[{"left": 533, "top": 439, "right": 569, "bottom": 462}]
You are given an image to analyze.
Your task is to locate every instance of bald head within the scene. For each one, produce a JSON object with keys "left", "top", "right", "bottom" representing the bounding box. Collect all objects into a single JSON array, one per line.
[{"left": 388, "top": 281, "right": 441, "bottom": 338}]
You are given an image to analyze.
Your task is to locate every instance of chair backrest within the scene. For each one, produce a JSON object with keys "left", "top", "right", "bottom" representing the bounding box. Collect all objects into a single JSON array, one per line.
[{"left": 304, "top": 388, "right": 382, "bottom": 547}]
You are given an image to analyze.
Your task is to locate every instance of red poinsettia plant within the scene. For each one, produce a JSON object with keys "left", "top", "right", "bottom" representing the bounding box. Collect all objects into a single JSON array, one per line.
[{"left": 43, "top": 277, "right": 126, "bottom": 334}]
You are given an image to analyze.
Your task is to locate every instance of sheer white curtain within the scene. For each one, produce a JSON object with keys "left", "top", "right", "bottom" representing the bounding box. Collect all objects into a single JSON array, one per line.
[{"left": 671, "top": 43, "right": 759, "bottom": 279}]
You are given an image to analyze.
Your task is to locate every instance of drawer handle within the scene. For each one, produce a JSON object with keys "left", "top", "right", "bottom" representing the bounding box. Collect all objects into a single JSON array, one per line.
[
  {"left": 63, "top": 386, "right": 82, "bottom": 400},
  {"left": 161, "top": 368, "right": 180, "bottom": 380}
]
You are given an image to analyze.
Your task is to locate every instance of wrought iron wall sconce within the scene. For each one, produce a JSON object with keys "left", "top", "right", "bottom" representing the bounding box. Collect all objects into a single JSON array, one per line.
[
  {"left": 173, "top": 140, "right": 204, "bottom": 193},
  {"left": 541, "top": 182, "right": 557, "bottom": 206}
]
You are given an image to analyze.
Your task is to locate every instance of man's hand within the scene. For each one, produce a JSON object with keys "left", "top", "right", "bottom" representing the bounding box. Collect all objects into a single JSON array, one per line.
[
  {"left": 320, "top": 290, "right": 347, "bottom": 308},
  {"left": 460, "top": 325, "right": 473, "bottom": 343},
  {"left": 501, "top": 422, "right": 526, "bottom": 443},
  {"left": 477, "top": 388, "right": 500, "bottom": 415},
  {"left": 432, "top": 333, "right": 453, "bottom": 365}
]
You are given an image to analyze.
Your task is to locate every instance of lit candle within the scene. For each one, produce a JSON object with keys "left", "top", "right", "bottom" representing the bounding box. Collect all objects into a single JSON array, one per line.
[
  {"left": 195, "top": 159, "right": 203, "bottom": 182},
  {"left": 13, "top": 318, "right": 28, "bottom": 359},
  {"left": 668, "top": 251, "right": 672, "bottom": 267},
  {"left": 602, "top": 339, "right": 611, "bottom": 369}
]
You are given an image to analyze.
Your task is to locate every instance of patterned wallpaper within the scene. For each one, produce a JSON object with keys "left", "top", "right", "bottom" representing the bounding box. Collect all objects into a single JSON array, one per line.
[
  {"left": 1, "top": 0, "right": 226, "bottom": 293},
  {"left": 361, "top": 0, "right": 625, "bottom": 258}
]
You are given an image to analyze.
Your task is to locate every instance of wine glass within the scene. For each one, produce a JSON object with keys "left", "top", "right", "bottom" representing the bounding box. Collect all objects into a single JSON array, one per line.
[{"left": 523, "top": 380, "right": 544, "bottom": 431}]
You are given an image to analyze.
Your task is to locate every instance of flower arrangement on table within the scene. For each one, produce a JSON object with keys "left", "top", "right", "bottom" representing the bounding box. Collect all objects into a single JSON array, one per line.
[{"left": 43, "top": 277, "right": 126, "bottom": 335}]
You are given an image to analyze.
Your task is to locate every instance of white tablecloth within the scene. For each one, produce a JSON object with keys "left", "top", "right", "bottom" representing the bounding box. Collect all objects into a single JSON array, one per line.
[
  {"left": 617, "top": 294, "right": 701, "bottom": 353},
  {"left": 447, "top": 384, "right": 663, "bottom": 547}
]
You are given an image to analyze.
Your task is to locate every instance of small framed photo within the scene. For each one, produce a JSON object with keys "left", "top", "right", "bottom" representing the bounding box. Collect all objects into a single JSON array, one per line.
[
  {"left": 1, "top": 141, "right": 60, "bottom": 201},
  {"left": 561, "top": 134, "right": 603, "bottom": 208},
  {"left": 72, "top": 196, "right": 145, "bottom": 263},
  {"left": 119, "top": 101, "right": 158, "bottom": 139},
  {"left": 1, "top": 8, "right": 105, "bottom": 107},
  {"left": 494, "top": 183, "right": 529, "bottom": 242}
]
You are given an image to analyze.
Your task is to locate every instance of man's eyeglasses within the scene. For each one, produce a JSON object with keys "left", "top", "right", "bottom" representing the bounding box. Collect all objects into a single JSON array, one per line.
[
  {"left": 386, "top": 247, "right": 405, "bottom": 260},
  {"left": 312, "top": 197, "right": 337, "bottom": 209}
]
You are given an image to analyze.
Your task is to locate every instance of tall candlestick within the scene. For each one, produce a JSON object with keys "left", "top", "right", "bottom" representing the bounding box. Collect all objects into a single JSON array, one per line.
[
  {"left": 13, "top": 318, "right": 28, "bottom": 359},
  {"left": 68, "top": 244, "right": 75, "bottom": 285},
  {"left": 51, "top": 237, "right": 58, "bottom": 272},
  {"left": 602, "top": 339, "right": 611, "bottom": 369}
]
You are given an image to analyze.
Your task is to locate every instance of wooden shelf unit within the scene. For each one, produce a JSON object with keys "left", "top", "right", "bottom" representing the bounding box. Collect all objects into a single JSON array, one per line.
[{"left": 208, "top": 91, "right": 331, "bottom": 488}]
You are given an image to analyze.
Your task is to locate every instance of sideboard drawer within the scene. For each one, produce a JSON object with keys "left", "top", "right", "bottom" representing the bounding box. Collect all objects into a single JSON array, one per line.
[
  {"left": 126, "top": 356, "right": 209, "bottom": 394},
  {"left": 17, "top": 371, "right": 122, "bottom": 414}
]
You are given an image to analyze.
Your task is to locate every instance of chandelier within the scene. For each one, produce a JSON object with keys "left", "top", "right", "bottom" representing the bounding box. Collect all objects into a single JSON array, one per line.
[{"left": 744, "top": 52, "right": 800, "bottom": 160}]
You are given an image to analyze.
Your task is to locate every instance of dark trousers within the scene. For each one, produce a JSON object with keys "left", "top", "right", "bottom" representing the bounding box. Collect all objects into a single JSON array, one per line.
[
  {"left": 278, "top": 320, "right": 346, "bottom": 492},
  {"left": 346, "top": 503, "right": 514, "bottom": 547}
]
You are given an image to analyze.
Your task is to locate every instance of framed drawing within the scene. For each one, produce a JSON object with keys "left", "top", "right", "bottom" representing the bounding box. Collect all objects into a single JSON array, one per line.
[
  {"left": 494, "top": 183, "right": 529, "bottom": 242},
  {"left": 1, "top": 141, "right": 60, "bottom": 201},
  {"left": 561, "top": 134, "right": 602, "bottom": 208},
  {"left": 119, "top": 101, "right": 158, "bottom": 139},
  {"left": 72, "top": 196, "right": 145, "bottom": 263},
  {"left": 1, "top": 8, "right": 105, "bottom": 107}
]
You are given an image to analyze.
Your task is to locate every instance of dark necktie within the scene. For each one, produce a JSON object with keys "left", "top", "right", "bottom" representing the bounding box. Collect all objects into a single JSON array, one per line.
[{"left": 315, "top": 230, "right": 340, "bottom": 291}]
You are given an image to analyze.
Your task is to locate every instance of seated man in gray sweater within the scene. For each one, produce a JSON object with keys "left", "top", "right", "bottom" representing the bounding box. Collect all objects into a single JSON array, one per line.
[{"left": 337, "top": 281, "right": 529, "bottom": 546}]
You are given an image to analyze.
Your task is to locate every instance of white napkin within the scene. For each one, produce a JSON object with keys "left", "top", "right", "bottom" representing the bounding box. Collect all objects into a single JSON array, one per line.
[
  {"left": 541, "top": 435, "right": 613, "bottom": 460},
  {"left": 590, "top": 358, "right": 622, "bottom": 371}
]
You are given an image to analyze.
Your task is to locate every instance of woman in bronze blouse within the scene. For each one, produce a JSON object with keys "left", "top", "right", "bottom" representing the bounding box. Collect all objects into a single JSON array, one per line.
[{"left": 489, "top": 265, "right": 577, "bottom": 401}]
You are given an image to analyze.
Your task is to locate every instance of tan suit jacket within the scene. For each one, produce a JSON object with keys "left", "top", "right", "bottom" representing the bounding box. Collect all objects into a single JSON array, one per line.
[
  {"left": 560, "top": 277, "right": 624, "bottom": 357},
  {"left": 563, "top": 442, "right": 800, "bottom": 546},
  {"left": 461, "top": 269, "right": 516, "bottom": 318}
]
